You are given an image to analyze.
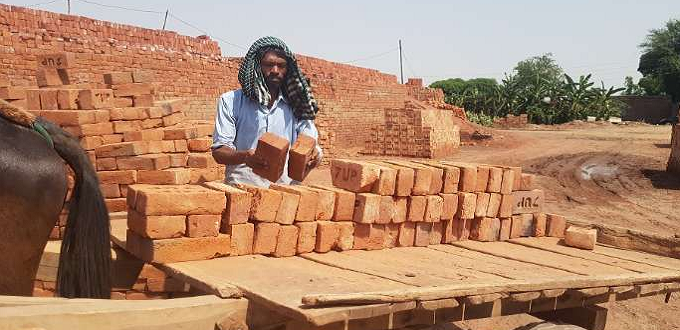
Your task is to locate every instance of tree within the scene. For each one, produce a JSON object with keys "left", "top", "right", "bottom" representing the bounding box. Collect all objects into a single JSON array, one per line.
[
  {"left": 622, "top": 76, "right": 646, "bottom": 96},
  {"left": 638, "top": 19, "right": 680, "bottom": 102},
  {"left": 513, "top": 53, "right": 564, "bottom": 90}
]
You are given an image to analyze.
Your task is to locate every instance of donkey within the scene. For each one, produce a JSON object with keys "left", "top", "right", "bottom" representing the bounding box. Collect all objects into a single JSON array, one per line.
[{"left": 0, "top": 99, "right": 111, "bottom": 298}]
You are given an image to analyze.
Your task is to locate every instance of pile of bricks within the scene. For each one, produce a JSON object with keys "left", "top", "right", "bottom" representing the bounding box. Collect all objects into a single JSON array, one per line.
[
  {"left": 493, "top": 114, "right": 529, "bottom": 129},
  {"left": 363, "top": 99, "right": 461, "bottom": 158},
  {"left": 119, "top": 155, "right": 570, "bottom": 263},
  {"left": 124, "top": 184, "right": 231, "bottom": 263},
  {"left": 668, "top": 124, "right": 680, "bottom": 173}
]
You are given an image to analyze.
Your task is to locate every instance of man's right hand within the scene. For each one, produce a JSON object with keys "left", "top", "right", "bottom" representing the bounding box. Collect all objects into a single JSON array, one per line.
[{"left": 244, "top": 149, "right": 269, "bottom": 170}]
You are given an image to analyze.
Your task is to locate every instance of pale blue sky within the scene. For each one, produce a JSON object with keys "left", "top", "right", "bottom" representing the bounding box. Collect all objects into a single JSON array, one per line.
[{"left": 7, "top": 0, "right": 680, "bottom": 88}]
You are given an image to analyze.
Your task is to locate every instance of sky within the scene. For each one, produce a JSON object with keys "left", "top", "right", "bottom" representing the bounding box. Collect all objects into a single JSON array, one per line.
[{"left": 6, "top": 0, "right": 680, "bottom": 88}]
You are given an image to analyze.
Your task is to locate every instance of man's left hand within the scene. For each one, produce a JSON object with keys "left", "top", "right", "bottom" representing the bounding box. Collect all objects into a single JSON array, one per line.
[{"left": 306, "top": 148, "right": 320, "bottom": 171}]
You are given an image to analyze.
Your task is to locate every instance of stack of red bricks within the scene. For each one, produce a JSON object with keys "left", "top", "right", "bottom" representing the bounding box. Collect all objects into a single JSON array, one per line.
[
  {"left": 668, "top": 124, "right": 680, "bottom": 173},
  {"left": 124, "top": 184, "right": 231, "bottom": 263},
  {"left": 363, "top": 99, "right": 461, "bottom": 158},
  {"left": 493, "top": 114, "right": 529, "bottom": 129}
]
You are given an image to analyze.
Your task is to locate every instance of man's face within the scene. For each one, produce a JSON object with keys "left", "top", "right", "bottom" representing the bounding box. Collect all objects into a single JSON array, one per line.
[{"left": 261, "top": 51, "right": 288, "bottom": 90}]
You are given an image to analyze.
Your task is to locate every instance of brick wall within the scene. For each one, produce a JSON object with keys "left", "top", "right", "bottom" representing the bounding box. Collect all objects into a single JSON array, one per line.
[{"left": 0, "top": 4, "right": 443, "bottom": 159}]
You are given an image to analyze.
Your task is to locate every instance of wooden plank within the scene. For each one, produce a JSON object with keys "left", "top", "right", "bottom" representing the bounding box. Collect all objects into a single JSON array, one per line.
[
  {"left": 0, "top": 296, "right": 248, "bottom": 330},
  {"left": 300, "top": 249, "right": 505, "bottom": 287},
  {"left": 451, "top": 240, "right": 640, "bottom": 276},
  {"left": 162, "top": 254, "right": 414, "bottom": 326},
  {"left": 427, "top": 245, "right": 575, "bottom": 279},
  {"left": 508, "top": 237, "right": 669, "bottom": 273},
  {"left": 301, "top": 272, "right": 680, "bottom": 306},
  {"left": 589, "top": 244, "right": 680, "bottom": 272}
]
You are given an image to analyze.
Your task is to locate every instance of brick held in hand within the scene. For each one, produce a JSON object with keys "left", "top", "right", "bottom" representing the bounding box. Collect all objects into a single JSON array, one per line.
[
  {"left": 252, "top": 132, "right": 290, "bottom": 183},
  {"left": 288, "top": 133, "right": 317, "bottom": 182}
]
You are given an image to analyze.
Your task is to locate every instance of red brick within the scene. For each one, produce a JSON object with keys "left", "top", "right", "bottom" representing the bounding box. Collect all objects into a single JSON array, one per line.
[
  {"left": 26, "top": 89, "right": 41, "bottom": 109},
  {"left": 126, "top": 230, "right": 230, "bottom": 263},
  {"left": 252, "top": 132, "right": 290, "bottom": 182},
  {"left": 374, "top": 162, "right": 414, "bottom": 196},
  {"left": 288, "top": 133, "right": 317, "bottom": 181},
  {"left": 186, "top": 215, "right": 220, "bottom": 237},
  {"left": 97, "top": 157, "right": 117, "bottom": 171},
  {"left": 57, "top": 89, "right": 79, "bottom": 109},
  {"left": 238, "top": 184, "right": 282, "bottom": 222},
  {"left": 102, "top": 134, "right": 124, "bottom": 144},
  {"left": 163, "top": 127, "right": 198, "bottom": 140},
  {"left": 275, "top": 191, "right": 300, "bottom": 225},
  {"left": 174, "top": 140, "right": 189, "bottom": 152},
  {"left": 112, "top": 97, "right": 134, "bottom": 108},
  {"left": 147, "top": 140, "right": 176, "bottom": 154},
  {"left": 270, "top": 184, "right": 317, "bottom": 222},
  {"left": 100, "top": 183, "right": 121, "bottom": 198},
  {"left": 429, "top": 222, "right": 444, "bottom": 245},
  {"left": 98, "top": 170, "right": 137, "bottom": 184},
  {"left": 424, "top": 195, "right": 443, "bottom": 222},
  {"left": 512, "top": 189, "right": 544, "bottom": 214},
  {"left": 456, "top": 164, "right": 477, "bottom": 192},
  {"left": 367, "top": 163, "right": 397, "bottom": 195},
  {"left": 501, "top": 168, "right": 516, "bottom": 194},
  {"left": 442, "top": 220, "right": 455, "bottom": 243},
  {"left": 253, "top": 222, "right": 280, "bottom": 254},
  {"left": 141, "top": 118, "right": 164, "bottom": 129},
  {"left": 475, "top": 166, "right": 490, "bottom": 192},
  {"left": 96, "top": 141, "right": 149, "bottom": 159},
  {"left": 520, "top": 174, "right": 535, "bottom": 191},
  {"left": 376, "top": 195, "right": 395, "bottom": 224},
  {"left": 162, "top": 112, "right": 185, "bottom": 127},
  {"left": 127, "top": 209, "right": 185, "bottom": 239},
  {"left": 104, "top": 72, "right": 133, "bottom": 85},
  {"left": 187, "top": 138, "right": 212, "bottom": 152},
  {"left": 470, "top": 217, "right": 500, "bottom": 242},
  {"left": 499, "top": 194, "right": 514, "bottom": 218},
  {"left": 117, "top": 154, "right": 170, "bottom": 170},
  {"left": 315, "top": 221, "right": 340, "bottom": 252},
  {"left": 132, "top": 70, "right": 154, "bottom": 83},
  {"left": 225, "top": 223, "right": 254, "bottom": 256},
  {"left": 353, "top": 224, "right": 384, "bottom": 250},
  {"left": 453, "top": 216, "right": 471, "bottom": 241},
  {"left": 407, "top": 196, "right": 426, "bottom": 222},
  {"left": 295, "top": 222, "right": 318, "bottom": 254},
  {"left": 416, "top": 163, "right": 444, "bottom": 194},
  {"left": 308, "top": 184, "right": 355, "bottom": 221},
  {"left": 331, "top": 159, "right": 380, "bottom": 193},
  {"left": 202, "top": 181, "right": 253, "bottom": 226},
  {"left": 398, "top": 222, "right": 416, "bottom": 247},
  {"left": 187, "top": 153, "right": 215, "bottom": 168},
  {"left": 39, "top": 89, "right": 58, "bottom": 109},
  {"left": 112, "top": 83, "right": 154, "bottom": 97},
  {"left": 509, "top": 166, "right": 523, "bottom": 191},
  {"left": 0, "top": 86, "right": 26, "bottom": 100},
  {"left": 136, "top": 168, "right": 192, "bottom": 185},
  {"left": 112, "top": 120, "right": 143, "bottom": 134},
  {"left": 306, "top": 187, "right": 335, "bottom": 221},
  {"left": 384, "top": 161, "right": 432, "bottom": 195},
  {"left": 169, "top": 153, "right": 189, "bottom": 167},
  {"left": 146, "top": 277, "right": 189, "bottom": 293},
  {"left": 105, "top": 198, "right": 128, "bottom": 213},
  {"left": 510, "top": 214, "right": 535, "bottom": 238},
  {"left": 486, "top": 193, "right": 502, "bottom": 218},
  {"left": 273, "top": 225, "right": 299, "bottom": 257},
  {"left": 534, "top": 213, "right": 547, "bottom": 237},
  {"left": 393, "top": 197, "right": 408, "bottom": 223},
  {"left": 131, "top": 184, "right": 226, "bottom": 216},
  {"left": 486, "top": 167, "right": 503, "bottom": 193},
  {"left": 440, "top": 193, "right": 458, "bottom": 221},
  {"left": 110, "top": 107, "right": 148, "bottom": 121},
  {"left": 336, "top": 221, "right": 355, "bottom": 251},
  {"left": 414, "top": 222, "right": 432, "bottom": 246},
  {"left": 546, "top": 214, "right": 567, "bottom": 238},
  {"left": 474, "top": 192, "right": 491, "bottom": 218},
  {"left": 37, "top": 53, "right": 75, "bottom": 69},
  {"left": 383, "top": 223, "right": 400, "bottom": 248},
  {"left": 564, "top": 226, "right": 597, "bottom": 250},
  {"left": 499, "top": 218, "right": 512, "bottom": 241},
  {"left": 78, "top": 89, "right": 113, "bottom": 109},
  {"left": 353, "top": 193, "right": 380, "bottom": 224},
  {"left": 125, "top": 292, "right": 168, "bottom": 300},
  {"left": 123, "top": 129, "right": 164, "bottom": 142}
]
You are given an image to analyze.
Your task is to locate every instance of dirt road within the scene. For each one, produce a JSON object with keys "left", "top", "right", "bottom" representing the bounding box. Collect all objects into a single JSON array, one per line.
[{"left": 306, "top": 122, "right": 680, "bottom": 330}]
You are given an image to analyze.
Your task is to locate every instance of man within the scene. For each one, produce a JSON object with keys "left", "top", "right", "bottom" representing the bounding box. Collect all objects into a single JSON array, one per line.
[{"left": 212, "top": 36, "right": 322, "bottom": 187}]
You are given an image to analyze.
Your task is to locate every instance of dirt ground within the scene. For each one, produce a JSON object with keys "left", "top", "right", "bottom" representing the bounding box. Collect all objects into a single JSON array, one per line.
[{"left": 306, "top": 121, "right": 680, "bottom": 330}]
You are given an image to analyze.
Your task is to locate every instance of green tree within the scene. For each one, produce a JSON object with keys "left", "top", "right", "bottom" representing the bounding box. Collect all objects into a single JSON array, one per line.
[
  {"left": 638, "top": 19, "right": 680, "bottom": 102},
  {"left": 622, "top": 76, "right": 646, "bottom": 96},
  {"left": 513, "top": 53, "right": 564, "bottom": 90}
]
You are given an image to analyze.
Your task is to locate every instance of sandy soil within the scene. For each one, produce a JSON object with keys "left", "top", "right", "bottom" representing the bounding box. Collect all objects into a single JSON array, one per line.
[{"left": 305, "top": 121, "right": 680, "bottom": 330}]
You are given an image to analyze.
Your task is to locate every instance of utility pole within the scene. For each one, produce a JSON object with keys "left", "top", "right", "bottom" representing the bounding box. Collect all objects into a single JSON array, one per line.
[
  {"left": 162, "top": 9, "right": 169, "bottom": 30},
  {"left": 67, "top": 0, "right": 70, "bottom": 14},
  {"left": 399, "top": 39, "right": 404, "bottom": 84}
]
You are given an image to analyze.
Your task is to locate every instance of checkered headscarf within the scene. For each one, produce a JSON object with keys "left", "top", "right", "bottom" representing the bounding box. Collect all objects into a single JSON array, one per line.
[{"left": 238, "top": 36, "right": 319, "bottom": 120}]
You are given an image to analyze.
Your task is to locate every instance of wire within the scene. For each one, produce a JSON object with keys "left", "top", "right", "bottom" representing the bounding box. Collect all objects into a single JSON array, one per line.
[
  {"left": 401, "top": 50, "right": 418, "bottom": 79},
  {"left": 167, "top": 12, "right": 247, "bottom": 51},
  {"left": 341, "top": 47, "right": 398, "bottom": 64},
  {"left": 75, "top": 0, "right": 163, "bottom": 14},
  {"left": 26, "top": 0, "right": 62, "bottom": 7}
]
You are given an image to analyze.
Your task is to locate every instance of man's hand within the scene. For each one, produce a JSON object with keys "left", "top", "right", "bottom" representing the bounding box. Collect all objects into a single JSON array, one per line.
[{"left": 245, "top": 149, "right": 269, "bottom": 170}]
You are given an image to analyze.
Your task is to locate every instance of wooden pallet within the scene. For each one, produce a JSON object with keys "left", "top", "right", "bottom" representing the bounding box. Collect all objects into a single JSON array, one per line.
[{"left": 109, "top": 220, "right": 680, "bottom": 330}]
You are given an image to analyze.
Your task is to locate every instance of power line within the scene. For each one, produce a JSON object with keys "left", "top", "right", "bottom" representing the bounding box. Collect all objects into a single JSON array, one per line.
[
  {"left": 341, "top": 47, "right": 398, "bottom": 64},
  {"left": 26, "top": 0, "right": 62, "bottom": 8},
  {"left": 167, "top": 12, "right": 247, "bottom": 51},
  {"left": 75, "top": 0, "right": 163, "bottom": 13},
  {"left": 401, "top": 50, "right": 418, "bottom": 79}
]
